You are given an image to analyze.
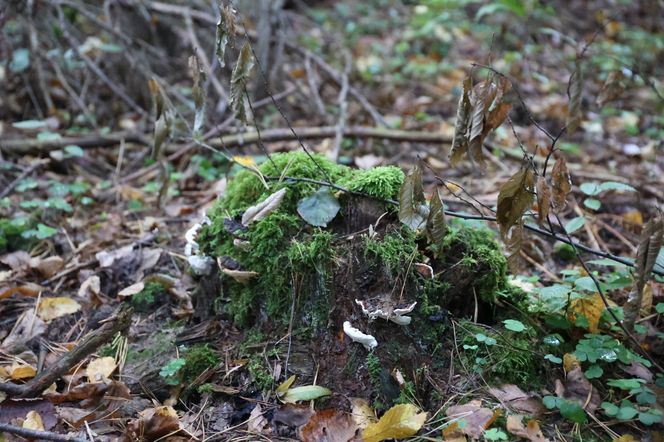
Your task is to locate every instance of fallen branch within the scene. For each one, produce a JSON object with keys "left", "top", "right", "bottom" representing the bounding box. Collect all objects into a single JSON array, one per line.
[
  {"left": 0, "top": 306, "right": 133, "bottom": 398},
  {"left": 0, "top": 423, "right": 89, "bottom": 442}
]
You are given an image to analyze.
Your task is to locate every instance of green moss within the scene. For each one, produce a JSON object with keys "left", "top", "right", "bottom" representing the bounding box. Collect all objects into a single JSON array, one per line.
[
  {"left": 342, "top": 166, "right": 404, "bottom": 200},
  {"left": 554, "top": 242, "right": 576, "bottom": 261},
  {"left": 182, "top": 344, "right": 219, "bottom": 384},
  {"left": 131, "top": 282, "right": 166, "bottom": 312},
  {"left": 247, "top": 355, "right": 274, "bottom": 392},
  {"left": 439, "top": 226, "right": 507, "bottom": 303},
  {"left": 363, "top": 227, "right": 419, "bottom": 272}
]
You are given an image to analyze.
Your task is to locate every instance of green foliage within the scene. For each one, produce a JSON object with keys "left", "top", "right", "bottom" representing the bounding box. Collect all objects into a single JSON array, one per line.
[
  {"left": 342, "top": 166, "right": 404, "bottom": 200},
  {"left": 543, "top": 396, "right": 587, "bottom": 423},
  {"left": 131, "top": 282, "right": 166, "bottom": 312},
  {"left": 159, "top": 358, "right": 186, "bottom": 386}
]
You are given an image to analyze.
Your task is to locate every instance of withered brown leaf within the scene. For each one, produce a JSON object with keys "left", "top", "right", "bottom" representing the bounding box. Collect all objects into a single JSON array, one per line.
[
  {"left": 566, "top": 60, "right": 584, "bottom": 135},
  {"left": 551, "top": 157, "right": 571, "bottom": 210},
  {"left": 449, "top": 76, "right": 473, "bottom": 166},
  {"left": 426, "top": 186, "right": 447, "bottom": 247},
  {"left": 497, "top": 168, "right": 535, "bottom": 236},
  {"left": 536, "top": 176, "right": 551, "bottom": 225}
]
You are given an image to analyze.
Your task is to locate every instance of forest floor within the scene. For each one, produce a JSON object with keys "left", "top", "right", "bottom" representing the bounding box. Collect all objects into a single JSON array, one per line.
[{"left": 0, "top": 1, "right": 663, "bottom": 441}]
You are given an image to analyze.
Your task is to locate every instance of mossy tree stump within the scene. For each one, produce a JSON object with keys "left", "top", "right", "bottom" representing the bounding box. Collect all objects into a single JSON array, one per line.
[{"left": 195, "top": 152, "right": 509, "bottom": 405}]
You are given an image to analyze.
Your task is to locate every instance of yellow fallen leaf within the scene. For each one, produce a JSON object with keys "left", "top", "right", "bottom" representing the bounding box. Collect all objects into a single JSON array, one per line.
[
  {"left": 37, "top": 297, "right": 81, "bottom": 321},
  {"left": 568, "top": 293, "right": 613, "bottom": 333},
  {"left": 10, "top": 363, "right": 37, "bottom": 380},
  {"left": 23, "top": 411, "right": 45, "bottom": 431},
  {"left": 86, "top": 356, "right": 117, "bottom": 382},
  {"left": 351, "top": 398, "right": 376, "bottom": 430},
  {"left": 612, "top": 435, "right": 638, "bottom": 442},
  {"left": 362, "top": 403, "right": 427, "bottom": 442},
  {"left": 622, "top": 210, "right": 643, "bottom": 226}
]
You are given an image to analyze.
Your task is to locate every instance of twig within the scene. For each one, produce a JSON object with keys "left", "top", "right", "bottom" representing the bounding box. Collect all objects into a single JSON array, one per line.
[
  {"left": 0, "top": 306, "right": 133, "bottom": 398},
  {"left": 303, "top": 54, "right": 327, "bottom": 117},
  {"left": 330, "top": 52, "right": 351, "bottom": 161},
  {"left": 0, "top": 159, "right": 49, "bottom": 199},
  {"left": 0, "top": 423, "right": 88, "bottom": 442}
]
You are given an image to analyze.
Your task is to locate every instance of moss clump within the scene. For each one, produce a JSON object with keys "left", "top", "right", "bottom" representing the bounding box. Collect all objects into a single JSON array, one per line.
[
  {"left": 363, "top": 227, "right": 419, "bottom": 273},
  {"left": 182, "top": 344, "right": 219, "bottom": 384},
  {"left": 438, "top": 224, "right": 507, "bottom": 303},
  {"left": 198, "top": 152, "right": 404, "bottom": 327},
  {"left": 342, "top": 166, "right": 404, "bottom": 200},
  {"left": 0, "top": 217, "right": 32, "bottom": 252},
  {"left": 131, "top": 281, "right": 166, "bottom": 312}
]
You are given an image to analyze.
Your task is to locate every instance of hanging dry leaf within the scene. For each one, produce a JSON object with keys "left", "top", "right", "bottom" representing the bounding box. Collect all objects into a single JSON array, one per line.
[
  {"left": 496, "top": 168, "right": 535, "bottom": 236},
  {"left": 215, "top": 3, "right": 236, "bottom": 69},
  {"left": 230, "top": 43, "right": 255, "bottom": 123},
  {"left": 467, "top": 79, "right": 499, "bottom": 168},
  {"left": 450, "top": 76, "right": 473, "bottom": 166},
  {"left": 506, "top": 222, "right": 525, "bottom": 272},
  {"left": 190, "top": 55, "right": 207, "bottom": 134},
  {"left": 596, "top": 71, "right": 625, "bottom": 107},
  {"left": 551, "top": 157, "right": 571, "bottom": 210},
  {"left": 624, "top": 217, "right": 663, "bottom": 330},
  {"left": 535, "top": 176, "right": 551, "bottom": 225},
  {"left": 398, "top": 165, "right": 428, "bottom": 230},
  {"left": 362, "top": 403, "right": 427, "bottom": 442},
  {"left": 37, "top": 297, "right": 81, "bottom": 321},
  {"left": 426, "top": 186, "right": 447, "bottom": 247},
  {"left": 86, "top": 357, "right": 117, "bottom": 383},
  {"left": 566, "top": 59, "right": 584, "bottom": 135},
  {"left": 242, "top": 188, "right": 287, "bottom": 225}
]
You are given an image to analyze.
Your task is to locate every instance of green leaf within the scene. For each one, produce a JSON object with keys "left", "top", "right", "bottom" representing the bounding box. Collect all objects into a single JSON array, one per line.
[
  {"left": 601, "top": 402, "right": 619, "bottom": 417},
  {"left": 502, "top": 319, "right": 526, "bottom": 332},
  {"left": 22, "top": 224, "right": 58, "bottom": 240},
  {"left": 656, "top": 303, "right": 664, "bottom": 314},
  {"left": 636, "top": 388, "right": 656, "bottom": 405},
  {"left": 639, "top": 410, "right": 662, "bottom": 426},
  {"left": 544, "top": 354, "right": 562, "bottom": 364},
  {"left": 10, "top": 48, "right": 30, "bottom": 73},
  {"left": 565, "top": 216, "right": 586, "bottom": 234},
  {"left": 542, "top": 395, "right": 558, "bottom": 409},
  {"left": 37, "top": 131, "right": 62, "bottom": 141},
  {"left": 159, "top": 358, "right": 186, "bottom": 378},
  {"left": 607, "top": 378, "right": 644, "bottom": 390},
  {"left": 483, "top": 428, "right": 508, "bottom": 441},
  {"left": 64, "top": 145, "right": 84, "bottom": 157},
  {"left": 543, "top": 334, "right": 564, "bottom": 346},
  {"left": 598, "top": 181, "right": 636, "bottom": 193},
  {"left": 616, "top": 405, "right": 638, "bottom": 420},
  {"left": 12, "top": 119, "right": 47, "bottom": 130},
  {"left": 297, "top": 188, "right": 340, "bottom": 227},
  {"left": 584, "top": 364, "right": 603, "bottom": 379},
  {"left": 579, "top": 182, "right": 602, "bottom": 196},
  {"left": 559, "top": 400, "right": 587, "bottom": 423},
  {"left": 282, "top": 385, "right": 331, "bottom": 403},
  {"left": 574, "top": 276, "right": 598, "bottom": 292},
  {"left": 583, "top": 198, "right": 601, "bottom": 210}
]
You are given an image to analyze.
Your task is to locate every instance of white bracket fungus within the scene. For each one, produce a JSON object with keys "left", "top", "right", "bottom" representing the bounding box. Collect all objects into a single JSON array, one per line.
[
  {"left": 355, "top": 299, "right": 417, "bottom": 326},
  {"left": 343, "top": 321, "right": 378, "bottom": 350},
  {"left": 184, "top": 217, "right": 214, "bottom": 275}
]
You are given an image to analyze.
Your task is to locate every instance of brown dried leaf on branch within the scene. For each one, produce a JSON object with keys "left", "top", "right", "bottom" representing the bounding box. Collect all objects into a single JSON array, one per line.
[
  {"left": 449, "top": 74, "right": 512, "bottom": 168},
  {"left": 215, "top": 2, "right": 237, "bottom": 69},
  {"left": 551, "top": 157, "right": 571, "bottom": 210},
  {"left": 426, "top": 186, "right": 447, "bottom": 247},
  {"left": 496, "top": 168, "right": 535, "bottom": 237},
  {"left": 624, "top": 216, "right": 663, "bottom": 330},
  {"left": 399, "top": 165, "right": 428, "bottom": 230},
  {"left": 189, "top": 55, "right": 207, "bottom": 134},
  {"left": 230, "top": 43, "right": 255, "bottom": 124},
  {"left": 566, "top": 59, "right": 584, "bottom": 135},
  {"left": 535, "top": 176, "right": 551, "bottom": 225},
  {"left": 596, "top": 70, "right": 626, "bottom": 107}
]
